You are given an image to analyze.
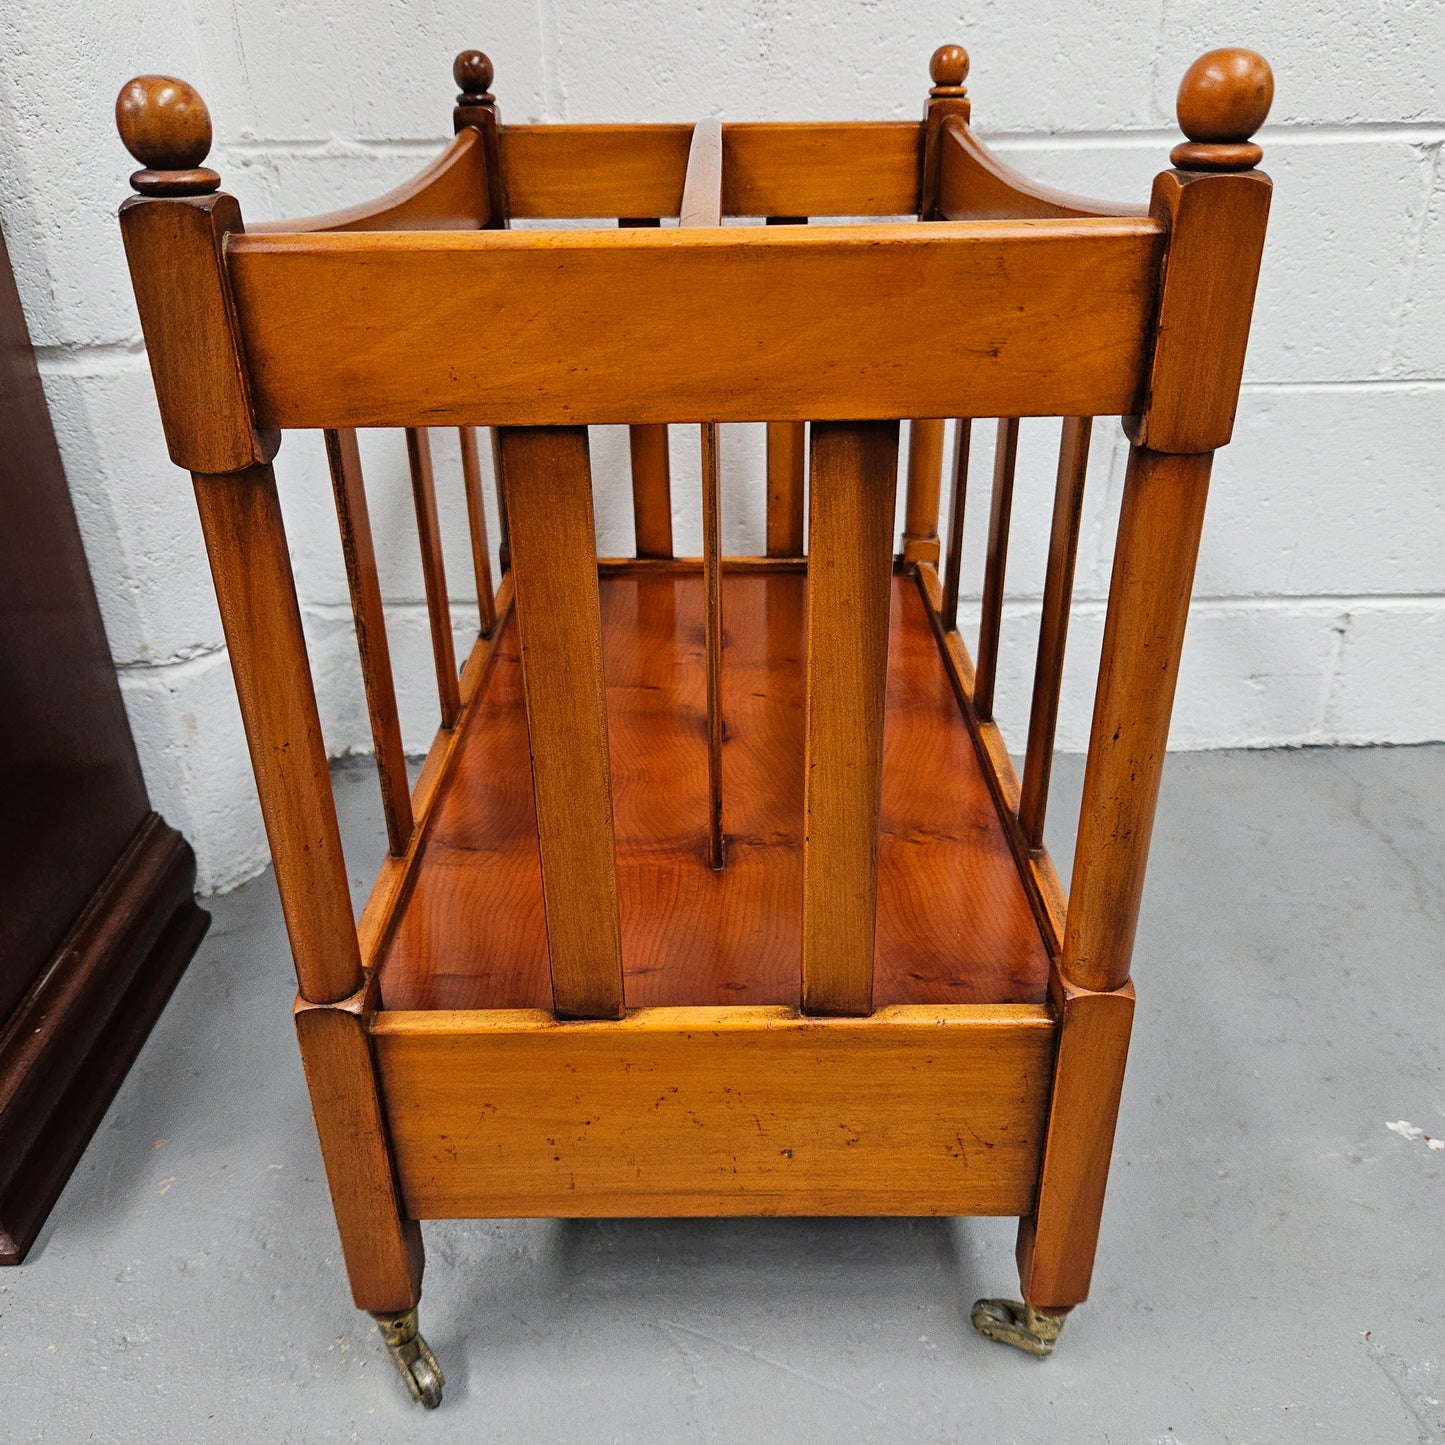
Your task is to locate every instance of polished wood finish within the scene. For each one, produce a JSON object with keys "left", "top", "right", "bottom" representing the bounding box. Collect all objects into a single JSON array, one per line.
[
  {"left": 901, "top": 418, "right": 945, "bottom": 565},
  {"left": 120, "top": 194, "right": 274, "bottom": 473},
  {"left": 192, "top": 467, "right": 362, "bottom": 1004},
  {"left": 294, "top": 979, "right": 423, "bottom": 1313},
  {"left": 324, "top": 428, "right": 414, "bottom": 853},
  {"left": 921, "top": 45, "right": 971, "bottom": 220},
  {"left": 374, "top": 1005, "right": 1054, "bottom": 1218},
  {"left": 1062, "top": 447, "right": 1213, "bottom": 994},
  {"left": 404, "top": 428, "right": 461, "bottom": 730},
  {"left": 377, "top": 571, "right": 1051, "bottom": 1013},
  {"left": 702, "top": 423, "right": 725, "bottom": 870},
  {"left": 940, "top": 418, "right": 972, "bottom": 633},
  {"left": 496, "top": 427, "right": 625, "bottom": 1021},
  {"left": 248, "top": 131, "right": 488, "bottom": 235},
  {"left": 1126, "top": 169, "right": 1272, "bottom": 453},
  {"left": 722, "top": 122, "right": 923, "bottom": 217},
  {"left": 937, "top": 122, "right": 1149, "bottom": 223},
  {"left": 801, "top": 422, "right": 900, "bottom": 1017},
  {"left": 1018, "top": 417, "right": 1091, "bottom": 849},
  {"left": 1172, "top": 49, "right": 1274, "bottom": 172},
  {"left": 618, "top": 220, "right": 675, "bottom": 560},
  {"left": 764, "top": 221, "right": 808, "bottom": 559},
  {"left": 502, "top": 123, "right": 692, "bottom": 219},
  {"left": 457, "top": 426, "right": 497, "bottom": 636},
  {"left": 226, "top": 221, "right": 1165, "bottom": 429},
  {"left": 1017, "top": 978, "right": 1135, "bottom": 1309},
  {"left": 115, "top": 75, "right": 219, "bottom": 196},
  {"left": 973, "top": 417, "right": 1019, "bottom": 721}
]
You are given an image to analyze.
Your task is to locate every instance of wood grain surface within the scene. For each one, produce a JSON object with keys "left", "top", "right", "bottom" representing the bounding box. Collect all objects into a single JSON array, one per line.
[{"left": 378, "top": 570, "right": 1051, "bottom": 1012}]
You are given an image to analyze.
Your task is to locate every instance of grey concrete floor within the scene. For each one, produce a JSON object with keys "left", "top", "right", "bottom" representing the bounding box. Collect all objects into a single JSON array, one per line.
[{"left": 3, "top": 746, "right": 1442, "bottom": 1443}]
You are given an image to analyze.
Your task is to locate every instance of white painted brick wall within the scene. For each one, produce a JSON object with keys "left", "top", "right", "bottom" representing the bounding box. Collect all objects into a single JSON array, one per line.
[{"left": 0, "top": 3, "right": 1439, "bottom": 891}]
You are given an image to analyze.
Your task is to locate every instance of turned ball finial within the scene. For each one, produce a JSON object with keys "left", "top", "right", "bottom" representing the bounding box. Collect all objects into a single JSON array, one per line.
[
  {"left": 454, "top": 49, "right": 495, "bottom": 101},
  {"left": 929, "top": 44, "right": 970, "bottom": 96},
  {"left": 1171, "top": 48, "right": 1273, "bottom": 171},
  {"left": 116, "top": 75, "right": 220, "bottom": 196}
]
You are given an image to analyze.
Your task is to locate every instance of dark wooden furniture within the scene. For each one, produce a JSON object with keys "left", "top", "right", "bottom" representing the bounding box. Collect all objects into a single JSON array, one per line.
[
  {"left": 114, "top": 43, "right": 1273, "bottom": 1405},
  {"left": 0, "top": 219, "right": 208, "bottom": 1265}
]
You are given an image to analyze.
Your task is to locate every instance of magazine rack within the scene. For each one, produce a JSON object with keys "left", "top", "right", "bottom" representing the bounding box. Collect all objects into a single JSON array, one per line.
[{"left": 115, "top": 44, "right": 1273, "bottom": 1406}]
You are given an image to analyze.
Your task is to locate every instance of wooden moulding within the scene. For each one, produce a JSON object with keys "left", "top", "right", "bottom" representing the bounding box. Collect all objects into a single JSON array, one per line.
[
  {"left": 0, "top": 813, "right": 207, "bottom": 1264},
  {"left": 226, "top": 220, "right": 1164, "bottom": 429},
  {"left": 371, "top": 1005, "right": 1055, "bottom": 1219}
]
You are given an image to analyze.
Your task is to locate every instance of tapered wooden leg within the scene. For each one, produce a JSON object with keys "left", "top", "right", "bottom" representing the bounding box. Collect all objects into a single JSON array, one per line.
[{"left": 293, "top": 981, "right": 423, "bottom": 1316}]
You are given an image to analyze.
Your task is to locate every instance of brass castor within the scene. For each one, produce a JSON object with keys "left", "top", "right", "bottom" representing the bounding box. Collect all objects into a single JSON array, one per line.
[
  {"left": 970, "top": 1298, "right": 1067, "bottom": 1358},
  {"left": 373, "top": 1306, "right": 445, "bottom": 1407}
]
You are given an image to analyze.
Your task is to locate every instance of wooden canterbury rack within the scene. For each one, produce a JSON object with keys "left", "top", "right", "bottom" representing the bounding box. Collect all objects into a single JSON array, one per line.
[{"left": 115, "top": 43, "right": 1273, "bottom": 1406}]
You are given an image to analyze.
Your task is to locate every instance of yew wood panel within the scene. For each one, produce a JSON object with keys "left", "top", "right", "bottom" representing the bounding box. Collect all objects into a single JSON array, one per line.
[
  {"left": 721, "top": 121, "right": 923, "bottom": 216},
  {"left": 372, "top": 1005, "right": 1055, "bottom": 1218},
  {"left": 377, "top": 571, "right": 1051, "bottom": 1012},
  {"left": 226, "top": 221, "right": 1163, "bottom": 429},
  {"left": 500, "top": 123, "right": 692, "bottom": 219}
]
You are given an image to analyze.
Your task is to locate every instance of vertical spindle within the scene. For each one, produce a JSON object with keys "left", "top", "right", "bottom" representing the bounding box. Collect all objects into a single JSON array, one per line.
[
  {"left": 457, "top": 427, "right": 497, "bottom": 637},
  {"left": 701, "top": 423, "right": 725, "bottom": 868},
  {"left": 765, "top": 216, "right": 807, "bottom": 558},
  {"left": 1018, "top": 417, "right": 1091, "bottom": 849},
  {"left": 940, "top": 418, "right": 972, "bottom": 632},
  {"left": 404, "top": 427, "right": 461, "bottom": 729},
  {"left": 973, "top": 417, "right": 1019, "bottom": 721}
]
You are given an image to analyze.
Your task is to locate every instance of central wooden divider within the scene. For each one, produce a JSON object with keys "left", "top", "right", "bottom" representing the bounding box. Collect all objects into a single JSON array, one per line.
[{"left": 375, "top": 568, "right": 1051, "bottom": 1012}]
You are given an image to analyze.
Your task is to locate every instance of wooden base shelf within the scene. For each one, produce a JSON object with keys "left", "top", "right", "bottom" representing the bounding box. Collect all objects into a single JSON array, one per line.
[{"left": 375, "top": 566, "right": 1052, "bottom": 1015}]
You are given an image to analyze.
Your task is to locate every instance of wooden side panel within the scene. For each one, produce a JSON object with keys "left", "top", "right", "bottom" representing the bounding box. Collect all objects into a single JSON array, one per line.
[
  {"left": 373, "top": 1006, "right": 1055, "bottom": 1218},
  {"left": 496, "top": 426, "right": 625, "bottom": 1020},
  {"left": 228, "top": 221, "right": 1165, "bottom": 428},
  {"left": 1016, "top": 980, "right": 1135, "bottom": 1310},
  {"left": 628, "top": 424, "right": 674, "bottom": 558},
  {"left": 802, "top": 421, "right": 900, "bottom": 1017},
  {"left": 324, "top": 428, "right": 414, "bottom": 853},
  {"left": 501, "top": 123, "right": 692, "bottom": 219},
  {"left": 405, "top": 428, "right": 461, "bottom": 730},
  {"left": 295, "top": 985, "right": 423, "bottom": 1314},
  {"left": 936, "top": 122, "right": 1149, "bottom": 223},
  {"left": 722, "top": 122, "right": 923, "bottom": 216},
  {"left": 248, "top": 129, "right": 488, "bottom": 235}
]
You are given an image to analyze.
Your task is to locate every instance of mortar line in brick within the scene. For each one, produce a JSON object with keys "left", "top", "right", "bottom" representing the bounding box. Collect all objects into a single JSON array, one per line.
[{"left": 1381, "top": 139, "right": 1443, "bottom": 374}]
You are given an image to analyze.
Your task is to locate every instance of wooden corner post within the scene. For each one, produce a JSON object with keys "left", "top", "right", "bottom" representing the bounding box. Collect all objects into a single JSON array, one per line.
[
  {"left": 1018, "top": 49, "right": 1273, "bottom": 1317},
  {"left": 903, "top": 46, "right": 971, "bottom": 568},
  {"left": 116, "top": 75, "right": 422, "bottom": 1315}
]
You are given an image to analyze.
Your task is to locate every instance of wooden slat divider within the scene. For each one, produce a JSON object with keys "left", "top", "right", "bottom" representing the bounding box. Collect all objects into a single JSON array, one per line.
[
  {"left": 496, "top": 426, "right": 625, "bottom": 1020},
  {"left": 680, "top": 117, "right": 724, "bottom": 227},
  {"left": 765, "top": 217, "right": 807, "bottom": 559},
  {"left": 404, "top": 427, "right": 461, "bottom": 729},
  {"left": 973, "top": 417, "right": 1020, "bottom": 722},
  {"left": 457, "top": 427, "right": 497, "bottom": 638},
  {"left": 702, "top": 422, "right": 724, "bottom": 869},
  {"left": 801, "top": 420, "right": 900, "bottom": 1017},
  {"left": 941, "top": 418, "right": 972, "bottom": 633},
  {"left": 1018, "top": 417, "right": 1092, "bottom": 848},
  {"left": 618, "top": 218, "right": 674, "bottom": 560},
  {"left": 323, "top": 428, "right": 414, "bottom": 854}
]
